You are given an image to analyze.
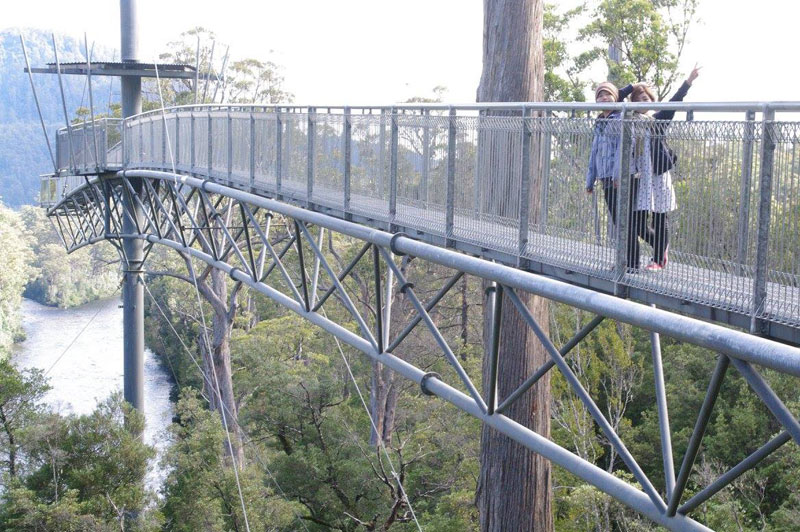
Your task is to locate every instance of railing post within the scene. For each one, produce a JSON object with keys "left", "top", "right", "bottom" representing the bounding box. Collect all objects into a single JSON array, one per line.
[
  {"left": 751, "top": 106, "right": 776, "bottom": 334},
  {"left": 422, "top": 109, "right": 431, "bottom": 204},
  {"left": 122, "top": 121, "right": 127, "bottom": 168},
  {"left": 518, "top": 107, "right": 532, "bottom": 264},
  {"left": 276, "top": 108, "right": 283, "bottom": 199},
  {"left": 736, "top": 110, "right": 757, "bottom": 275},
  {"left": 446, "top": 107, "right": 457, "bottom": 246},
  {"left": 390, "top": 107, "right": 398, "bottom": 229},
  {"left": 615, "top": 109, "right": 632, "bottom": 290},
  {"left": 227, "top": 111, "right": 233, "bottom": 184},
  {"left": 103, "top": 120, "right": 109, "bottom": 168},
  {"left": 249, "top": 113, "right": 256, "bottom": 190},
  {"left": 307, "top": 106, "right": 315, "bottom": 208},
  {"left": 344, "top": 107, "right": 352, "bottom": 218},
  {"left": 540, "top": 110, "right": 553, "bottom": 229},
  {"left": 379, "top": 109, "right": 386, "bottom": 199}
]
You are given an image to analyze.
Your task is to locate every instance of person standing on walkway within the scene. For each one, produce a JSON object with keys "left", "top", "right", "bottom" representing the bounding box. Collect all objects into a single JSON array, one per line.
[
  {"left": 586, "top": 82, "right": 653, "bottom": 271},
  {"left": 620, "top": 64, "right": 702, "bottom": 271}
]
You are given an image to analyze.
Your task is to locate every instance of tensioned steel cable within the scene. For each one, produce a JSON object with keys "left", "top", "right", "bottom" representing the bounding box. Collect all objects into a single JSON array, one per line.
[
  {"left": 142, "top": 280, "right": 311, "bottom": 532},
  {"left": 154, "top": 60, "right": 251, "bottom": 532}
]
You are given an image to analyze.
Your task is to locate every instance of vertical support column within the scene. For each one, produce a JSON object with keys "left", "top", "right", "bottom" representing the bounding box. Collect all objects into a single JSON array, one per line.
[
  {"left": 389, "top": 107, "right": 398, "bottom": 229},
  {"left": 446, "top": 107, "right": 457, "bottom": 246},
  {"left": 343, "top": 107, "right": 352, "bottom": 218},
  {"left": 120, "top": 0, "right": 144, "bottom": 418},
  {"left": 249, "top": 113, "right": 256, "bottom": 189},
  {"left": 751, "top": 106, "right": 776, "bottom": 334},
  {"left": 614, "top": 109, "right": 632, "bottom": 290},
  {"left": 307, "top": 106, "right": 315, "bottom": 208},
  {"left": 276, "top": 108, "right": 283, "bottom": 199},
  {"left": 650, "top": 306, "right": 675, "bottom": 499},
  {"left": 736, "top": 110, "right": 756, "bottom": 276},
  {"left": 486, "top": 282, "right": 502, "bottom": 415},
  {"left": 518, "top": 107, "right": 532, "bottom": 265}
]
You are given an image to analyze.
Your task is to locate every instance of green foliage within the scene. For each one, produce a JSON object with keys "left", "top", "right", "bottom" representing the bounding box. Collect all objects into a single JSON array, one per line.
[
  {"left": 579, "top": 0, "right": 700, "bottom": 98},
  {"left": 0, "top": 203, "right": 34, "bottom": 358},
  {"left": 19, "top": 206, "right": 119, "bottom": 308}
]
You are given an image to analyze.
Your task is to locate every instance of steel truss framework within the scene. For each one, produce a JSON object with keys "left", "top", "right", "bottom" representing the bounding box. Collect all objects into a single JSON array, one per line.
[{"left": 48, "top": 170, "right": 800, "bottom": 532}]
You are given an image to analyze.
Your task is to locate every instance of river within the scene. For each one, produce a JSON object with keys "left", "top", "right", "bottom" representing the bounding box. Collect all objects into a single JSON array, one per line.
[{"left": 12, "top": 296, "right": 174, "bottom": 489}]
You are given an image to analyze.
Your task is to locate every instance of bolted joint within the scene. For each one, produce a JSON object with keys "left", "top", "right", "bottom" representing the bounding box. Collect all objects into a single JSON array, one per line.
[
  {"left": 420, "top": 372, "right": 442, "bottom": 396},
  {"left": 389, "top": 232, "right": 409, "bottom": 256},
  {"left": 399, "top": 281, "right": 415, "bottom": 294},
  {"left": 229, "top": 266, "right": 242, "bottom": 281}
]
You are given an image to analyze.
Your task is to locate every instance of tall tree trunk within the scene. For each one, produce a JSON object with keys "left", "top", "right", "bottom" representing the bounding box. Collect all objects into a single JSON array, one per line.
[
  {"left": 476, "top": 1, "right": 553, "bottom": 531},
  {"left": 207, "top": 267, "right": 244, "bottom": 467}
]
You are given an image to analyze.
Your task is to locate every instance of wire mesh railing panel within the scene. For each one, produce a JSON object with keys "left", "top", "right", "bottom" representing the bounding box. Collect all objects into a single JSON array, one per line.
[
  {"left": 191, "top": 113, "right": 209, "bottom": 172},
  {"left": 622, "top": 120, "right": 760, "bottom": 313},
  {"left": 395, "top": 112, "right": 448, "bottom": 235},
  {"left": 230, "top": 112, "right": 251, "bottom": 184},
  {"left": 150, "top": 117, "right": 164, "bottom": 168},
  {"left": 349, "top": 112, "right": 390, "bottom": 220},
  {"left": 764, "top": 122, "right": 800, "bottom": 325},
  {"left": 526, "top": 116, "right": 616, "bottom": 276},
  {"left": 126, "top": 121, "right": 142, "bottom": 169},
  {"left": 209, "top": 112, "right": 228, "bottom": 180},
  {"left": 451, "top": 114, "right": 524, "bottom": 254},
  {"left": 253, "top": 113, "right": 278, "bottom": 190},
  {"left": 176, "top": 112, "right": 192, "bottom": 171},
  {"left": 280, "top": 111, "right": 308, "bottom": 198},
  {"left": 312, "top": 112, "right": 345, "bottom": 209}
]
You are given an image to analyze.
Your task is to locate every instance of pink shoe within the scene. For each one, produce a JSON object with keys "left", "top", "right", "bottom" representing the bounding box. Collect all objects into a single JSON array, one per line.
[{"left": 645, "top": 261, "right": 663, "bottom": 272}]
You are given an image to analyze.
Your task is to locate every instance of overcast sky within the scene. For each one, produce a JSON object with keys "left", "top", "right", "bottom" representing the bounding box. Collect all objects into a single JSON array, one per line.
[{"left": 3, "top": 0, "right": 799, "bottom": 106}]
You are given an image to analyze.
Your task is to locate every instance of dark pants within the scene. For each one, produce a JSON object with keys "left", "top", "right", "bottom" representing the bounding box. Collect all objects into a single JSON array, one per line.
[
  {"left": 637, "top": 211, "right": 669, "bottom": 265},
  {"left": 602, "top": 178, "right": 649, "bottom": 269}
]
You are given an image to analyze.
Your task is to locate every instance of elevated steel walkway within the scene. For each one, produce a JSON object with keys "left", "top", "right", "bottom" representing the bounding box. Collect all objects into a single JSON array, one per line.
[{"left": 43, "top": 102, "right": 800, "bottom": 344}]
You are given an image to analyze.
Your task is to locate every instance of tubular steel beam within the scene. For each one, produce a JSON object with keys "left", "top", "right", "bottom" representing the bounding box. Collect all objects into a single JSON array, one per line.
[
  {"left": 651, "top": 308, "right": 676, "bottom": 499},
  {"left": 678, "top": 431, "right": 792, "bottom": 515},
  {"left": 94, "top": 222, "right": 710, "bottom": 531},
  {"left": 496, "top": 314, "right": 605, "bottom": 414},
  {"left": 505, "top": 287, "right": 666, "bottom": 512},
  {"left": 486, "top": 283, "right": 502, "bottom": 415},
  {"left": 73, "top": 170, "right": 800, "bottom": 380},
  {"left": 730, "top": 358, "right": 800, "bottom": 445},
  {"left": 667, "top": 354, "right": 730, "bottom": 516},
  {"left": 385, "top": 271, "right": 465, "bottom": 354}
]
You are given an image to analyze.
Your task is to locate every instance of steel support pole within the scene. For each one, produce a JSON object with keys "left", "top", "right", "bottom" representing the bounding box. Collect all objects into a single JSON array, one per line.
[
  {"left": 446, "top": 107, "right": 456, "bottom": 245},
  {"left": 667, "top": 354, "right": 730, "bottom": 516},
  {"left": 389, "top": 107, "right": 398, "bottom": 228},
  {"left": 751, "top": 107, "right": 776, "bottom": 333},
  {"left": 650, "top": 306, "right": 676, "bottom": 499},
  {"left": 615, "top": 110, "right": 632, "bottom": 288},
  {"left": 736, "top": 110, "right": 756, "bottom": 275},
  {"left": 679, "top": 431, "right": 792, "bottom": 515},
  {"left": 120, "top": 0, "right": 144, "bottom": 417}
]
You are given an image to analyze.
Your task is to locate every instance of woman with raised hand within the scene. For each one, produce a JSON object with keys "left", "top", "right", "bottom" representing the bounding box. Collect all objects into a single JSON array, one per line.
[
  {"left": 586, "top": 81, "right": 652, "bottom": 271},
  {"left": 623, "top": 64, "right": 702, "bottom": 271}
]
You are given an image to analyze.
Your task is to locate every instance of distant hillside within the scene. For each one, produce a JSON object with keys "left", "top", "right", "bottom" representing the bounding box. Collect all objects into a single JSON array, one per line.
[{"left": 0, "top": 28, "right": 117, "bottom": 207}]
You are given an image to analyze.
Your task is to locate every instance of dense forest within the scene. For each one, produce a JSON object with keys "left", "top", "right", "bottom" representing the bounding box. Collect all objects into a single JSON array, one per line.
[{"left": 2, "top": 1, "right": 800, "bottom": 530}]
